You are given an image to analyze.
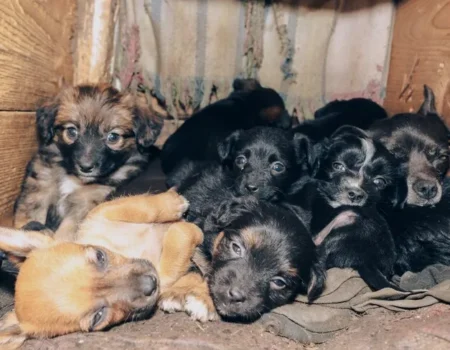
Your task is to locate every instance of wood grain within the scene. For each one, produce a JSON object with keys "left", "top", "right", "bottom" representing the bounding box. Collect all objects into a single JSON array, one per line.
[
  {"left": 0, "top": 0, "right": 76, "bottom": 111},
  {"left": 0, "top": 112, "right": 37, "bottom": 224},
  {"left": 384, "top": 0, "right": 450, "bottom": 122}
]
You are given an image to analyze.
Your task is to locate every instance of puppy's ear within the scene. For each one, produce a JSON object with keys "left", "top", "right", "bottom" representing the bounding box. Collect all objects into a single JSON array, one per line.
[
  {"left": 132, "top": 93, "right": 163, "bottom": 154},
  {"left": 217, "top": 130, "right": 242, "bottom": 162},
  {"left": 232, "top": 78, "right": 262, "bottom": 92},
  {"left": 331, "top": 125, "right": 368, "bottom": 140},
  {"left": 418, "top": 85, "right": 438, "bottom": 116},
  {"left": 389, "top": 176, "right": 408, "bottom": 209},
  {"left": 0, "top": 228, "right": 54, "bottom": 266},
  {"left": 0, "top": 311, "right": 28, "bottom": 350},
  {"left": 36, "top": 100, "right": 59, "bottom": 145},
  {"left": 293, "top": 133, "right": 322, "bottom": 174},
  {"left": 307, "top": 262, "right": 326, "bottom": 302}
]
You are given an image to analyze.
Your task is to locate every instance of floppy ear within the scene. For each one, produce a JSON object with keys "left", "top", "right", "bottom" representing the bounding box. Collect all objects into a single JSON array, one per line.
[
  {"left": 307, "top": 262, "right": 326, "bottom": 302},
  {"left": 232, "top": 78, "right": 262, "bottom": 92},
  {"left": 217, "top": 130, "right": 242, "bottom": 162},
  {"left": 418, "top": 85, "right": 438, "bottom": 116},
  {"left": 0, "top": 311, "right": 28, "bottom": 350},
  {"left": 36, "top": 100, "right": 59, "bottom": 146},
  {"left": 132, "top": 93, "right": 164, "bottom": 154},
  {"left": 331, "top": 125, "right": 369, "bottom": 140},
  {"left": 0, "top": 227, "right": 54, "bottom": 266},
  {"left": 293, "top": 133, "right": 323, "bottom": 175}
]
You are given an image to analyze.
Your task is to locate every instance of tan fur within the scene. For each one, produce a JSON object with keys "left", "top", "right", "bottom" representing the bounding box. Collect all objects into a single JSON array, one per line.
[
  {"left": 241, "top": 228, "right": 262, "bottom": 249},
  {"left": 0, "top": 190, "right": 204, "bottom": 348},
  {"left": 212, "top": 231, "right": 225, "bottom": 256}
]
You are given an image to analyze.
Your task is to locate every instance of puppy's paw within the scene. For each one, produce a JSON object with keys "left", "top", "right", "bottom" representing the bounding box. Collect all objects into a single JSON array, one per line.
[
  {"left": 185, "top": 295, "right": 218, "bottom": 322},
  {"left": 162, "top": 189, "right": 189, "bottom": 220},
  {"left": 159, "top": 298, "right": 184, "bottom": 314}
]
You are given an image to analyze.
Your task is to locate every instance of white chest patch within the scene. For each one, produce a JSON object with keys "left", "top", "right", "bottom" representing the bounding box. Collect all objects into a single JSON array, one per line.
[{"left": 59, "top": 176, "right": 82, "bottom": 197}]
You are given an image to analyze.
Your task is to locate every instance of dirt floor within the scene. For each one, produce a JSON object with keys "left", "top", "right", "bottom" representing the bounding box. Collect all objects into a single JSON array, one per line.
[{"left": 2, "top": 157, "right": 450, "bottom": 349}]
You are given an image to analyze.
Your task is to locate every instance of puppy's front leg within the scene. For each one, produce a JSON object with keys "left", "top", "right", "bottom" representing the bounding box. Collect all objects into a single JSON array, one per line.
[
  {"left": 158, "top": 222, "right": 204, "bottom": 290},
  {"left": 87, "top": 189, "right": 189, "bottom": 224},
  {"left": 159, "top": 272, "right": 218, "bottom": 322}
]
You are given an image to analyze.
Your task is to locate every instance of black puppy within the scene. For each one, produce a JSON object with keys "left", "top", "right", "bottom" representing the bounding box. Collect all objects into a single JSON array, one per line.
[
  {"left": 194, "top": 197, "right": 324, "bottom": 321},
  {"left": 172, "top": 127, "right": 311, "bottom": 229},
  {"left": 293, "top": 98, "right": 387, "bottom": 142},
  {"left": 286, "top": 126, "right": 400, "bottom": 290},
  {"left": 161, "top": 79, "right": 291, "bottom": 174},
  {"left": 368, "top": 85, "right": 449, "bottom": 207}
]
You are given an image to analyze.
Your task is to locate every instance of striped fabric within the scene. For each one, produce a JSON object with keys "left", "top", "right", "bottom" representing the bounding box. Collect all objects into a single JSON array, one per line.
[{"left": 114, "top": 0, "right": 395, "bottom": 147}]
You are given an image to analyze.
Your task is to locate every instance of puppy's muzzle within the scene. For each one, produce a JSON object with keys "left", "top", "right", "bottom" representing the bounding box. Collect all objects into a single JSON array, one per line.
[
  {"left": 413, "top": 178, "right": 438, "bottom": 200},
  {"left": 346, "top": 187, "right": 367, "bottom": 205}
]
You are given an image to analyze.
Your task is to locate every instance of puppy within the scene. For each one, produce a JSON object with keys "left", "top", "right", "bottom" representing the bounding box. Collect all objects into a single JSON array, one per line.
[
  {"left": 0, "top": 190, "right": 205, "bottom": 348},
  {"left": 160, "top": 79, "right": 292, "bottom": 174},
  {"left": 368, "top": 85, "right": 449, "bottom": 206},
  {"left": 286, "top": 126, "right": 400, "bottom": 290},
  {"left": 14, "top": 84, "right": 161, "bottom": 239},
  {"left": 160, "top": 197, "right": 325, "bottom": 321},
  {"left": 294, "top": 98, "right": 388, "bottom": 142},
  {"left": 171, "top": 127, "right": 312, "bottom": 229}
]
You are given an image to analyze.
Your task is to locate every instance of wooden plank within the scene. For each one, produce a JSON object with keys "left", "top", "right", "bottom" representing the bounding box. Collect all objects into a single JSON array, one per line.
[
  {"left": 0, "top": 0, "right": 76, "bottom": 111},
  {"left": 0, "top": 112, "right": 37, "bottom": 224},
  {"left": 384, "top": 0, "right": 450, "bottom": 122}
]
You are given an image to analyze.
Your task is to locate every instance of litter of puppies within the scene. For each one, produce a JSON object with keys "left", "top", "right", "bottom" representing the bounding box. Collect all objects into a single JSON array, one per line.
[{"left": 1, "top": 79, "right": 450, "bottom": 348}]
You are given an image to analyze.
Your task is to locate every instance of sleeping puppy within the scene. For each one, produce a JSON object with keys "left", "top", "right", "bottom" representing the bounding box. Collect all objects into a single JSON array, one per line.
[
  {"left": 161, "top": 78, "right": 292, "bottom": 174},
  {"left": 171, "top": 127, "right": 312, "bottom": 228},
  {"left": 368, "top": 85, "right": 449, "bottom": 207},
  {"left": 293, "top": 98, "right": 387, "bottom": 142},
  {"left": 13, "top": 84, "right": 161, "bottom": 239},
  {"left": 160, "top": 197, "right": 325, "bottom": 321},
  {"left": 286, "top": 126, "right": 400, "bottom": 290}
]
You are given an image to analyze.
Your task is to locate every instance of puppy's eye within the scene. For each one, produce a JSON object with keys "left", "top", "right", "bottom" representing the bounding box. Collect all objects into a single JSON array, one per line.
[
  {"left": 230, "top": 241, "right": 243, "bottom": 256},
  {"left": 439, "top": 155, "right": 448, "bottom": 162},
  {"left": 106, "top": 132, "right": 122, "bottom": 145},
  {"left": 95, "top": 249, "right": 107, "bottom": 268},
  {"left": 271, "top": 161, "right": 286, "bottom": 174},
  {"left": 91, "top": 307, "right": 107, "bottom": 330},
  {"left": 270, "top": 277, "right": 287, "bottom": 290},
  {"left": 373, "top": 177, "right": 387, "bottom": 189},
  {"left": 332, "top": 162, "right": 345, "bottom": 172},
  {"left": 64, "top": 126, "right": 79, "bottom": 142},
  {"left": 428, "top": 148, "right": 437, "bottom": 156},
  {"left": 235, "top": 155, "right": 247, "bottom": 168}
]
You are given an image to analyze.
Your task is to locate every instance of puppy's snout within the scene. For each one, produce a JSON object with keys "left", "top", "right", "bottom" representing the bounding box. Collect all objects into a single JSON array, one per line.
[
  {"left": 413, "top": 179, "right": 438, "bottom": 200},
  {"left": 347, "top": 188, "right": 367, "bottom": 204},
  {"left": 141, "top": 274, "right": 158, "bottom": 297},
  {"left": 227, "top": 287, "right": 246, "bottom": 303},
  {"left": 245, "top": 184, "right": 259, "bottom": 193},
  {"left": 79, "top": 162, "right": 95, "bottom": 173}
]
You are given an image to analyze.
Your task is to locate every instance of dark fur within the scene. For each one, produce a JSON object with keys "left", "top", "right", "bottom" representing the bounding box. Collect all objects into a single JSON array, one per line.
[
  {"left": 286, "top": 126, "right": 400, "bottom": 290},
  {"left": 160, "top": 79, "right": 292, "bottom": 174},
  {"left": 194, "top": 198, "right": 324, "bottom": 321},
  {"left": 368, "top": 85, "right": 449, "bottom": 207},
  {"left": 293, "top": 98, "right": 387, "bottom": 142},
  {"left": 14, "top": 85, "right": 161, "bottom": 235}
]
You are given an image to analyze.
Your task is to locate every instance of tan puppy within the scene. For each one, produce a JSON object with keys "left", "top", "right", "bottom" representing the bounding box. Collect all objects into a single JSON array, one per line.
[{"left": 0, "top": 189, "right": 214, "bottom": 349}]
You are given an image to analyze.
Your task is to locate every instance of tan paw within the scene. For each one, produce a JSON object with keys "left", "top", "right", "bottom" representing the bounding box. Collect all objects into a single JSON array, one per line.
[
  {"left": 164, "top": 189, "right": 189, "bottom": 220},
  {"left": 159, "top": 294, "right": 218, "bottom": 322}
]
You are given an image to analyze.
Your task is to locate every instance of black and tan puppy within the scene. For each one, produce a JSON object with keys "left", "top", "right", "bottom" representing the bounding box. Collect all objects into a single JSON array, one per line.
[
  {"left": 368, "top": 86, "right": 449, "bottom": 207},
  {"left": 14, "top": 84, "right": 161, "bottom": 238},
  {"left": 171, "top": 127, "right": 312, "bottom": 229},
  {"left": 294, "top": 98, "right": 388, "bottom": 142},
  {"left": 160, "top": 79, "right": 292, "bottom": 174},
  {"left": 161, "top": 198, "right": 324, "bottom": 321},
  {"left": 286, "top": 126, "right": 400, "bottom": 290}
]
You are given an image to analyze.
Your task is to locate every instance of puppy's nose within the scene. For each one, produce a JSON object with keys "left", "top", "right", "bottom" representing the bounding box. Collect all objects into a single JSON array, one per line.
[
  {"left": 413, "top": 180, "right": 438, "bottom": 200},
  {"left": 227, "top": 287, "right": 246, "bottom": 303},
  {"left": 245, "top": 184, "right": 259, "bottom": 193},
  {"left": 347, "top": 188, "right": 366, "bottom": 204},
  {"left": 141, "top": 275, "right": 158, "bottom": 296},
  {"left": 79, "top": 162, "right": 95, "bottom": 173}
]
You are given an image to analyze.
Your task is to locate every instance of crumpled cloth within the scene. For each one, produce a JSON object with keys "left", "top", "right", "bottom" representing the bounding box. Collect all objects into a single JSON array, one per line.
[{"left": 261, "top": 266, "right": 450, "bottom": 343}]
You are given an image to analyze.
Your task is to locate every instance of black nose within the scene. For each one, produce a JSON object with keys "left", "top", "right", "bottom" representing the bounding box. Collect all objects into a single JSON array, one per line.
[
  {"left": 413, "top": 180, "right": 438, "bottom": 200},
  {"left": 142, "top": 275, "right": 158, "bottom": 296},
  {"left": 245, "top": 184, "right": 258, "bottom": 193},
  {"left": 347, "top": 188, "right": 366, "bottom": 204},
  {"left": 227, "top": 287, "right": 246, "bottom": 303},
  {"left": 79, "top": 163, "right": 94, "bottom": 173}
]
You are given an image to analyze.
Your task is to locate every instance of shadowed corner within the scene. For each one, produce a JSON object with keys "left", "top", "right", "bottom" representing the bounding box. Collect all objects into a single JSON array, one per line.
[{"left": 0, "top": 260, "right": 16, "bottom": 319}]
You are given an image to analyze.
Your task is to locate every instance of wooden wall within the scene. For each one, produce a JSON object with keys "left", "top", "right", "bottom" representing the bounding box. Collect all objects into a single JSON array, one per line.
[
  {"left": 384, "top": 0, "right": 450, "bottom": 123},
  {"left": 0, "top": 0, "right": 76, "bottom": 223}
]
